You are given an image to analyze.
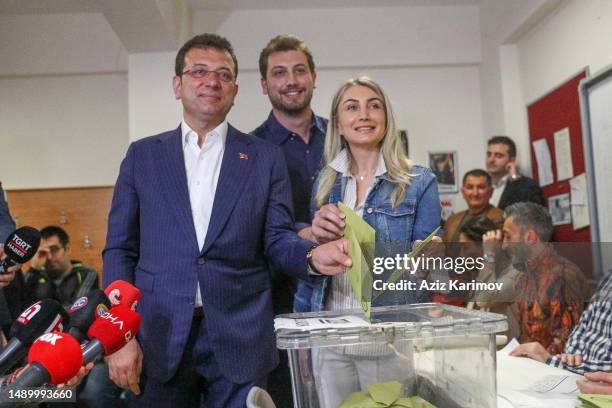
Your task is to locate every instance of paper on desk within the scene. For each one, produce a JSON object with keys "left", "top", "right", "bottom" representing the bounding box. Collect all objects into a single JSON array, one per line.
[
  {"left": 274, "top": 314, "right": 371, "bottom": 331},
  {"left": 498, "top": 338, "right": 520, "bottom": 356},
  {"left": 338, "top": 202, "right": 376, "bottom": 321},
  {"left": 533, "top": 139, "right": 554, "bottom": 187},
  {"left": 570, "top": 173, "right": 590, "bottom": 229},
  {"left": 554, "top": 128, "right": 574, "bottom": 181},
  {"left": 497, "top": 338, "right": 582, "bottom": 407}
]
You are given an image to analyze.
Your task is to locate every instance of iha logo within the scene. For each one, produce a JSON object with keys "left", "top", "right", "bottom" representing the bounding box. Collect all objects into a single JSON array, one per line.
[
  {"left": 107, "top": 289, "right": 122, "bottom": 306},
  {"left": 70, "top": 297, "right": 88, "bottom": 312},
  {"left": 96, "top": 304, "right": 110, "bottom": 317},
  {"left": 100, "top": 312, "right": 124, "bottom": 330},
  {"left": 17, "top": 301, "right": 42, "bottom": 325}
]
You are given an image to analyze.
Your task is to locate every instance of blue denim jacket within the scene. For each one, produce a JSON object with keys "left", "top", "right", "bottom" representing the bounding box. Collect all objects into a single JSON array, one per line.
[{"left": 294, "top": 164, "right": 442, "bottom": 312}]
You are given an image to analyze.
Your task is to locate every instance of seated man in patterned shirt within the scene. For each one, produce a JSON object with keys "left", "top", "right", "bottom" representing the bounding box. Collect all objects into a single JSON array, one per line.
[
  {"left": 486, "top": 202, "right": 589, "bottom": 355},
  {"left": 510, "top": 269, "right": 611, "bottom": 375}
]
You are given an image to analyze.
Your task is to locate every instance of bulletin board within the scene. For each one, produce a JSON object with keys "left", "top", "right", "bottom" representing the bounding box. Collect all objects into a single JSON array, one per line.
[
  {"left": 526, "top": 69, "right": 589, "bottom": 242},
  {"left": 527, "top": 69, "right": 595, "bottom": 279}
]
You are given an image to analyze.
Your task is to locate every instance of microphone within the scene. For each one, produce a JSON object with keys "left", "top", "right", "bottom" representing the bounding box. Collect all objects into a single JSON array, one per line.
[
  {"left": 0, "top": 227, "right": 41, "bottom": 274},
  {"left": 0, "top": 299, "right": 69, "bottom": 375},
  {"left": 66, "top": 290, "right": 111, "bottom": 343},
  {"left": 0, "top": 332, "right": 83, "bottom": 403},
  {"left": 104, "top": 280, "right": 141, "bottom": 309},
  {"left": 82, "top": 305, "right": 141, "bottom": 364}
]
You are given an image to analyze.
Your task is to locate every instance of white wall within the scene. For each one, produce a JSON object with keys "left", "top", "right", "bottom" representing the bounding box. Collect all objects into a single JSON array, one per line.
[
  {"left": 478, "top": 0, "right": 551, "bottom": 174},
  {"left": 517, "top": 0, "right": 612, "bottom": 103},
  {"left": 207, "top": 6, "right": 481, "bottom": 70},
  {"left": 0, "top": 73, "right": 129, "bottom": 189},
  {"left": 128, "top": 52, "right": 181, "bottom": 140},
  {"left": 1, "top": 13, "right": 129, "bottom": 189}
]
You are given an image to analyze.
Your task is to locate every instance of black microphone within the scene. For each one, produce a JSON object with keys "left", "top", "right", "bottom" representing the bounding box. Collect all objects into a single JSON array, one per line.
[
  {"left": 0, "top": 227, "right": 41, "bottom": 274},
  {"left": 66, "top": 290, "right": 111, "bottom": 343},
  {"left": 0, "top": 299, "right": 69, "bottom": 375}
]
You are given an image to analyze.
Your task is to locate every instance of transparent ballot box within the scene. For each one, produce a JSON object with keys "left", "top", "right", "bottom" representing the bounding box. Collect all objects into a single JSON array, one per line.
[{"left": 275, "top": 303, "right": 507, "bottom": 408}]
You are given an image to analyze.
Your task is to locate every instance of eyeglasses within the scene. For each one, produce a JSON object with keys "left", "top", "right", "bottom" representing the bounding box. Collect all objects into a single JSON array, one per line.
[{"left": 181, "top": 66, "right": 235, "bottom": 83}]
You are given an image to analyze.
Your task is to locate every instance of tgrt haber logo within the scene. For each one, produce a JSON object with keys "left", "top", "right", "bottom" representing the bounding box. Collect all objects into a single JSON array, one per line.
[
  {"left": 7, "top": 233, "right": 33, "bottom": 259},
  {"left": 17, "top": 301, "right": 42, "bottom": 325}
]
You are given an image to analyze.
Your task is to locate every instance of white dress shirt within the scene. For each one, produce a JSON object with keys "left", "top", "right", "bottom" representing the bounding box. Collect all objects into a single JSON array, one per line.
[
  {"left": 182, "top": 120, "right": 227, "bottom": 308},
  {"left": 490, "top": 175, "right": 508, "bottom": 208}
]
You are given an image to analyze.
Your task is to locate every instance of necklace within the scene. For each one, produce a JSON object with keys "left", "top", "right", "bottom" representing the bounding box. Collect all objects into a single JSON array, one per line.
[{"left": 354, "top": 170, "right": 376, "bottom": 181}]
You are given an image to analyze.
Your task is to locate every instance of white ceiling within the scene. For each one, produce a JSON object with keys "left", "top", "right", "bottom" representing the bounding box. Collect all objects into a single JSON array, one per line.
[
  {"left": 0, "top": 0, "right": 479, "bottom": 15},
  {"left": 190, "top": 0, "right": 479, "bottom": 11}
]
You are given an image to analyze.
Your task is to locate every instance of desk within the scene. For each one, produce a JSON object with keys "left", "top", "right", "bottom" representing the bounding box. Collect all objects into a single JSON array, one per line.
[{"left": 497, "top": 342, "right": 581, "bottom": 408}]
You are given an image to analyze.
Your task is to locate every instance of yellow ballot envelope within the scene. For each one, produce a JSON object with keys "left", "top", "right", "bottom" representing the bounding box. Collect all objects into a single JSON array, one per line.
[{"left": 338, "top": 202, "right": 376, "bottom": 320}]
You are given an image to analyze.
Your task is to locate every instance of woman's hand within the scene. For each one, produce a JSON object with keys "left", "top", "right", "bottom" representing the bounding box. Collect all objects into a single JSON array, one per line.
[{"left": 312, "top": 204, "right": 345, "bottom": 244}]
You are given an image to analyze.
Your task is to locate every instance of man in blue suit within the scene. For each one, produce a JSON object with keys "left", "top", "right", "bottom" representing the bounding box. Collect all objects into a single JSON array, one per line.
[{"left": 102, "top": 34, "right": 351, "bottom": 407}]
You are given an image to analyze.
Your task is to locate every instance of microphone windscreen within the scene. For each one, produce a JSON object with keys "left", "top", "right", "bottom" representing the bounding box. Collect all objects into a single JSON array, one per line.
[
  {"left": 3, "top": 227, "right": 41, "bottom": 264},
  {"left": 67, "top": 290, "right": 111, "bottom": 336},
  {"left": 10, "top": 299, "right": 69, "bottom": 346},
  {"left": 87, "top": 305, "right": 141, "bottom": 356},
  {"left": 104, "top": 280, "right": 141, "bottom": 310},
  {"left": 28, "top": 332, "right": 83, "bottom": 385}
]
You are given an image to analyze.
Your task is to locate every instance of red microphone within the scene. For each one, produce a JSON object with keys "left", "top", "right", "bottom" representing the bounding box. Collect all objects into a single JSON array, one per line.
[
  {"left": 0, "top": 332, "right": 83, "bottom": 399},
  {"left": 104, "top": 280, "right": 141, "bottom": 310},
  {"left": 82, "top": 305, "right": 141, "bottom": 364}
]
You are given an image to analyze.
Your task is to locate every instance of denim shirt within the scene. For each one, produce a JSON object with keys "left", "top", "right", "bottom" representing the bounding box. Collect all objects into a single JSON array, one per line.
[{"left": 294, "top": 164, "right": 442, "bottom": 312}]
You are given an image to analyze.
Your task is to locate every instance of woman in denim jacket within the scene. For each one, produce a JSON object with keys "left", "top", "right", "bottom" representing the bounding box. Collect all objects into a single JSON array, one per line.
[{"left": 294, "top": 76, "right": 441, "bottom": 313}]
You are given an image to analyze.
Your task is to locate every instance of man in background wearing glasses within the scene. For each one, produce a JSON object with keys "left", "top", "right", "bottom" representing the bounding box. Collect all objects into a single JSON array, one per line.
[
  {"left": 103, "top": 33, "right": 351, "bottom": 408},
  {"left": 25, "top": 225, "right": 99, "bottom": 310}
]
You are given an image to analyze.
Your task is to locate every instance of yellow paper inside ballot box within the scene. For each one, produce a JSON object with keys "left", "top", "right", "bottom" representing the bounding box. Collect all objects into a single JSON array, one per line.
[{"left": 338, "top": 202, "right": 376, "bottom": 321}]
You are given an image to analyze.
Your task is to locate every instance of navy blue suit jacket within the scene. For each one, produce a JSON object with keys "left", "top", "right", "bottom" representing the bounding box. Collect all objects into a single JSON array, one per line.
[{"left": 103, "top": 125, "right": 313, "bottom": 383}]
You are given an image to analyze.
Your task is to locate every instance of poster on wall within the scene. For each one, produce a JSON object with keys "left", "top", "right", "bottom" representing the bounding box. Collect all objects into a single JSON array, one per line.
[
  {"left": 532, "top": 139, "right": 554, "bottom": 187},
  {"left": 428, "top": 151, "right": 458, "bottom": 193},
  {"left": 569, "top": 173, "right": 590, "bottom": 230},
  {"left": 553, "top": 127, "right": 574, "bottom": 181},
  {"left": 548, "top": 193, "right": 571, "bottom": 226}
]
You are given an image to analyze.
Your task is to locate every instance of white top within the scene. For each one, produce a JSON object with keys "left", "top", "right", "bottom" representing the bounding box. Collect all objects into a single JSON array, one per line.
[
  {"left": 490, "top": 174, "right": 508, "bottom": 207},
  {"left": 182, "top": 120, "right": 228, "bottom": 308},
  {"left": 325, "top": 149, "right": 386, "bottom": 312}
]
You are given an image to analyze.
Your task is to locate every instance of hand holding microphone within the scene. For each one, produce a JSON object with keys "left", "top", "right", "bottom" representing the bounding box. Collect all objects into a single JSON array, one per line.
[
  {"left": 0, "top": 227, "right": 41, "bottom": 288},
  {"left": 103, "top": 280, "right": 143, "bottom": 394}
]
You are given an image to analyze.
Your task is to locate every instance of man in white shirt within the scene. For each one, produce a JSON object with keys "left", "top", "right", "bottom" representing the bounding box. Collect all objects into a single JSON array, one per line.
[{"left": 103, "top": 33, "right": 351, "bottom": 408}]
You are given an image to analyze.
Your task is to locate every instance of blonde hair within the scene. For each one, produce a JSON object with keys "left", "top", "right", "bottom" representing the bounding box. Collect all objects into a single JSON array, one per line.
[{"left": 316, "top": 76, "right": 413, "bottom": 209}]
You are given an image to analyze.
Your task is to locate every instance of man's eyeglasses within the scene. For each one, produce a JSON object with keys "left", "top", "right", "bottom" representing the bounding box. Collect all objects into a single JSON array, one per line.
[{"left": 181, "top": 66, "right": 235, "bottom": 83}]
